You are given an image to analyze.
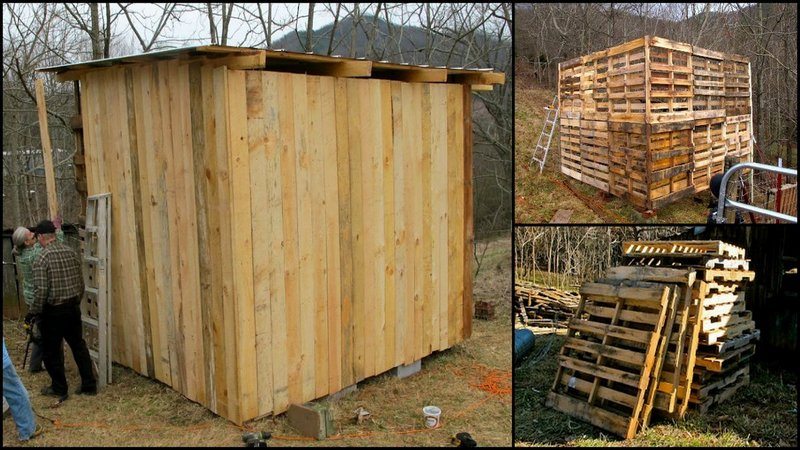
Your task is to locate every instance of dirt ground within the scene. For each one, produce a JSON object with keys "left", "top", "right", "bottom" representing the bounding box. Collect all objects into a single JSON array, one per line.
[
  {"left": 513, "top": 331, "right": 797, "bottom": 447},
  {"left": 514, "top": 79, "right": 712, "bottom": 224},
  {"left": 2, "top": 236, "right": 511, "bottom": 448}
]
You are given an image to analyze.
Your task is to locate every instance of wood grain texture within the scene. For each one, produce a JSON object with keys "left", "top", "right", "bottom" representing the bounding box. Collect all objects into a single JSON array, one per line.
[{"left": 77, "top": 65, "right": 474, "bottom": 424}]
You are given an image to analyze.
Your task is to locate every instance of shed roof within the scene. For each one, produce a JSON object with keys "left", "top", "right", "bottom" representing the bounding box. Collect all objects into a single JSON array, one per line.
[{"left": 38, "top": 45, "right": 505, "bottom": 89}]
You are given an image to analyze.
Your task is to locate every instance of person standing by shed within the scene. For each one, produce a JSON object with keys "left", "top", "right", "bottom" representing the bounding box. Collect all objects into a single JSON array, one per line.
[
  {"left": 28, "top": 220, "right": 96, "bottom": 400},
  {"left": 11, "top": 216, "right": 65, "bottom": 373}
]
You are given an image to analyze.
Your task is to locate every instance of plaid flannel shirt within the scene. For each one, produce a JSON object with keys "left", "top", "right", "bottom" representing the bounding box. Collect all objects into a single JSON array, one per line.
[{"left": 30, "top": 240, "right": 84, "bottom": 315}]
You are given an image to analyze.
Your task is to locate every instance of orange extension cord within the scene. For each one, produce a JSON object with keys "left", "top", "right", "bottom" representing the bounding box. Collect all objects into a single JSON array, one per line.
[{"left": 35, "top": 363, "right": 511, "bottom": 442}]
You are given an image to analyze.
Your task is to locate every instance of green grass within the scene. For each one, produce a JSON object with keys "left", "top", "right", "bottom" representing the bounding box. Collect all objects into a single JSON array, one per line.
[
  {"left": 514, "top": 83, "right": 712, "bottom": 224},
  {"left": 514, "top": 334, "right": 797, "bottom": 447}
]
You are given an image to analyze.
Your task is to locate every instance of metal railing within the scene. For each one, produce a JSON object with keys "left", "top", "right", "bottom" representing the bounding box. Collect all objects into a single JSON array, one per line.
[{"left": 715, "top": 162, "right": 798, "bottom": 224}]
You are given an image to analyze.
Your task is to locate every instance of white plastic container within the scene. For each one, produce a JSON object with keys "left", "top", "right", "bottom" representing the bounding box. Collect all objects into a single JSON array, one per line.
[{"left": 422, "top": 405, "right": 441, "bottom": 428}]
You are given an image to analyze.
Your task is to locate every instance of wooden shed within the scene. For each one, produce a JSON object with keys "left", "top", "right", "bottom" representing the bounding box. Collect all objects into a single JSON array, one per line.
[
  {"left": 38, "top": 46, "right": 504, "bottom": 424},
  {"left": 558, "top": 36, "right": 753, "bottom": 210}
]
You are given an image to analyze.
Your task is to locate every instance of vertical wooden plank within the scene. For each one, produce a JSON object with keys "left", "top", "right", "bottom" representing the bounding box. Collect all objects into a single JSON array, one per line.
[
  {"left": 246, "top": 71, "right": 274, "bottom": 416},
  {"left": 146, "top": 63, "right": 175, "bottom": 388},
  {"left": 34, "top": 78, "right": 59, "bottom": 217},
  {"left": 430, "top": 85, "right": 449, "bottom": 352},
  {"left": 335, "top": 78, "right": 355, "bottom": 387},
  {"left": 124, "top": 67, "right": 155, "bottom": 379},
  {"left": 420, "top": 83, "right": 434, "bottom": 355},
  {"left": 111, "top": 68, "right": 143, "bottom": 373},
  {"left": 292, "top": 73, "right": 316, "bottom": 401},
  {"left": 446, "top": 84, "right": 460, "bottom": 346},
  {"left": 191, "top": 63, "right": 219, "bottom": 410},
  {"left": 360, "top": 79, "right": 383, "bottom": 377},
  {"left": 347, "top": 78, "right": 366, "bottom": 380},
  {"left": 277, "top": 72, "right": 303, "bottom": 406},
  {"left": 307, "top": 76, "right": 329, "bottom": 397},
  {"left": 263, "top": 71, "right": 289, "bottom": 414},
  {"left": 381, "top": 80, "right": 396, "bottom": 371},
  {"left": 212, "top": 65, "right": 238, "bottom": 421},
  {"left": 462, "top": 85, "right": 474, "bottom": 340},
  {"left": 158, "top": 61, "right": 186, "bottom": 395},
  {"left": 392, "top": 81, "right": 411, "bottom": 365},
  {"left": 451, "top": 84, "right": 465, "bottom": 344},
  {"left": 409, "top": 83, "right": 424, "bottom": 361},
  {"left": 132, "top": 65, "right": 169, "bottom": 384},
  {"left": 227, "top": 69, "right": 258, "bottom": 421},
  {"left": 203, "top": 64, "right": 226, "bottom": 415},
  {"left": 78, "top": 76, "right": 97, "bottom": 195},
  {"left": 321, "top": 76, "right": 342, "bottom": 393},
  {"left": 173, "top": 61, "right": 205, "bottom": 403}
]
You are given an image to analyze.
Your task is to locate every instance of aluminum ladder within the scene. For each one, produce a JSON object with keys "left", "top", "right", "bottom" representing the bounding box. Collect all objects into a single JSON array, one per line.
[
  {"left": 80, "top": 193, "right": 112, "bottom": 388},
  {"left": 530, "top": 95, "right": 559, "bottom": 173}
]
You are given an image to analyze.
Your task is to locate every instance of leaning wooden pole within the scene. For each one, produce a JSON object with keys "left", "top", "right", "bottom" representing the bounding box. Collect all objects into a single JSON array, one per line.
[{"left": 35, "top": 78, "right": 59, "bottom": 218}]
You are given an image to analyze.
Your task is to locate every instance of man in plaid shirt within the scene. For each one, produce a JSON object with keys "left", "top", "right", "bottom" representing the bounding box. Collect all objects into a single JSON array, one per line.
[{"left": 29, "top": 220, "right": 96, "bottom": 400}]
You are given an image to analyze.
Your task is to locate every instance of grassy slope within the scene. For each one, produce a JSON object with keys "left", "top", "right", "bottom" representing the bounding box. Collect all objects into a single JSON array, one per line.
[
  {"left": 514, "top": 80, "right": 711, "bottom": 224},
  {"left": 2, "top": 236, "right": 512, "bottom": 448},
  {"left": 514, "top": 334, "right": 797, "bottom": 447}
]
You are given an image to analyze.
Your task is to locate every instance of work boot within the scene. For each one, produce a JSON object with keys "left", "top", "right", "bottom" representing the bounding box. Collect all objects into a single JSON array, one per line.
[
  {"left": 74, "top": 386, "right": 97, "bottom": 396},
  {"left": 40, "top": 386, "right": 68, "bottom": 402}
]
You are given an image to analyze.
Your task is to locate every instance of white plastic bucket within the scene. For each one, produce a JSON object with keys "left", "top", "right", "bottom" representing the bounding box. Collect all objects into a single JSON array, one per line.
[{"left": 422, "top": 405, "right": 441, "bottom": 428}]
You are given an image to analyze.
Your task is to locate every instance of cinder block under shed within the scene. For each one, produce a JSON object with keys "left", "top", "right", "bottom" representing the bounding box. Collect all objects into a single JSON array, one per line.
[{"left": 558, "top": 36, "right": 753, "bottom": 210}]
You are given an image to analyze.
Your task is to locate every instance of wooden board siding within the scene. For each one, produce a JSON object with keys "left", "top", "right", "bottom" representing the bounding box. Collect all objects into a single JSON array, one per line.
[
  {"left": 78, "top": 62, "right": 471, "bottom": 424},
  {"left": 559, "top": 36, "right": 753, "bottom": 210}
]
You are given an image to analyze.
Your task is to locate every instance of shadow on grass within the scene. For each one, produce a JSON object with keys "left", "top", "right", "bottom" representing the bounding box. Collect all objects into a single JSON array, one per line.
[{"left": 514, "top": 334, "right": 797, "bottom": 447}]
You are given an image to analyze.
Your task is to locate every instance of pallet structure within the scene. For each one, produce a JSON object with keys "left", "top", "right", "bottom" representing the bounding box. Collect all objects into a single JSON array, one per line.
[
  {"left": 558, "top": 36, "right": 753, "bottom": 210},
  {"left": 38, "top": 46, "right": 504, "bottom": 424},
  {"left": 547, "top": 240, "right": 757, "bottom": 439}
]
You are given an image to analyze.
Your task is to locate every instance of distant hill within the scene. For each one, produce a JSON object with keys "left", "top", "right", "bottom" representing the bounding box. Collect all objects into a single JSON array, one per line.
[{"left": 272, "top": 15, "right": 509, "bottom": 70}]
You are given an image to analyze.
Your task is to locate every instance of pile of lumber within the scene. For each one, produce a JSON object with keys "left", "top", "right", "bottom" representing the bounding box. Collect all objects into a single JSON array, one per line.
[
  {"left": 546, "top": 240, "right": 757, "bottom": 439},
  {"left": 514, "top": 281, "right": 580, "bottom": 328}
]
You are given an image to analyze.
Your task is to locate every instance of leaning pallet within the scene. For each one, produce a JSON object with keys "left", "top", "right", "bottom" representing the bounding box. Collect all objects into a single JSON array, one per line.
[
  {"left": 546, "top": 279, "right": 678, "bottom": 439},
  {"left": 622, "top": 240, "right": 758, "bottom": 416}
]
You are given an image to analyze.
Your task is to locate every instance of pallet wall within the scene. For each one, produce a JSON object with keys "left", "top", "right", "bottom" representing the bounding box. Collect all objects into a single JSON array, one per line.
[
  {"left": 558, "top": 36, "right": 753, "bottom": 210},
  {"left": 78, "top": 61, "right": 473, "bottom": 424}
]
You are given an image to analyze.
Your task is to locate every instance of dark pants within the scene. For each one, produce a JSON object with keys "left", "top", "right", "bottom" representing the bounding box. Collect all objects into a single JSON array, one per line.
[
  {"left": 28, "top": 341, "right": 44, "bottom": 372},
  {"left": 40, "top": 301, "right": 96, "bottom": 395}
]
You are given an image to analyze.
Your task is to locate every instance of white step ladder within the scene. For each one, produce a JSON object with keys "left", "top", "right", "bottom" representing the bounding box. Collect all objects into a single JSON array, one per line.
[
  {"left": 530, "top": 95, "right": 559, "bottom": 173},
  {"left": 80, "top": 193, "right": 112, "bottom": 388}
]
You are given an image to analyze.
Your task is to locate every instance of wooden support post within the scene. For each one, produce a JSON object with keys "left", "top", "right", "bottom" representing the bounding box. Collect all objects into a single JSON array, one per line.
[{"left": 35, "top": 78, "right": 59, "bottom": 218}]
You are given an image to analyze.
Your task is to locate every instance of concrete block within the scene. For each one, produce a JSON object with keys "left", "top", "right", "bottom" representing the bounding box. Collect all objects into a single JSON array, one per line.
[
  {"left": 393, "top": 359, "right": 421, "bottom": 379},
  {"left": 287, "top": 403, "right": 334, "bottom": 440},
  {"left": 325, "top": 383, "right": 358, "bottom": 402}
]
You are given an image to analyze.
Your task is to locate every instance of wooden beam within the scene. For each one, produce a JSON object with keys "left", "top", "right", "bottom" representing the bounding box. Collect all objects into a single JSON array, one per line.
[
  {"left": 470, "top": 84, "right": 494, "bottom": 91},
  {"left": 35, "top": 78, "right": 59, "bottom": 217},
  {"left": 447, "top": 71, "right": 505, "bottom": 85}
]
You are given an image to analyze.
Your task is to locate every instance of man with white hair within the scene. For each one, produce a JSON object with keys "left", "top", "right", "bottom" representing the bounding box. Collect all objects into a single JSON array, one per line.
[
  {"left": 11, "top": 217, "right": 64, "bottom": 373},
  {"left": 29, "top": 219, "right": 96, "bottom": 401}
]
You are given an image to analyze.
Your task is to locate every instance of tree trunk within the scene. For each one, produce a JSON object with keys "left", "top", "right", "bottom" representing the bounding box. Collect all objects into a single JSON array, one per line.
[
  {"left": 306, "top": 3, "right": 315, "bottom": 52},
  {"left": 90, "top": 3, "right": 102, "bottom": 58}
]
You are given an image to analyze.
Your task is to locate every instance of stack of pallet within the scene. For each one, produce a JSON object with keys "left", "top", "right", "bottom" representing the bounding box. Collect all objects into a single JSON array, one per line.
[
  {"left": 546, "top": 240, "right": 757, "bottom": 439},
  {"left": 514, "top": 281, "right": 580, "bottom": 328},
  {"left": 623, "top": 240, "right": 758, "bottom": 414}
]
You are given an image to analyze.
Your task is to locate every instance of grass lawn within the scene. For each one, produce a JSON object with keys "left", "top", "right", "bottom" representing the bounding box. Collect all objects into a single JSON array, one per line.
[{"left": 514, "top": 333, "right": 797, "bottom": 447}]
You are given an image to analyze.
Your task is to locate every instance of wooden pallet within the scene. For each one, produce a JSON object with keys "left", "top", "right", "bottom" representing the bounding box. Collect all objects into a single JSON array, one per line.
[
  {"left": 546, "top": 279, "right": 675, "bottom": 439},
  {"left": 622, "top": 241, "right": 747, "bottom": 260},
  {"left": 697, "top": 328, "right": 760, "bottom": 354},
  {"left": 603, "top": 267, "right": 696, "bottom": 419},
  {"left": 694, "top": 343, "right": 756, "bottom": 372},
  {"left": 690, "top": 365, "right": 750, "bottom": 413}
]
